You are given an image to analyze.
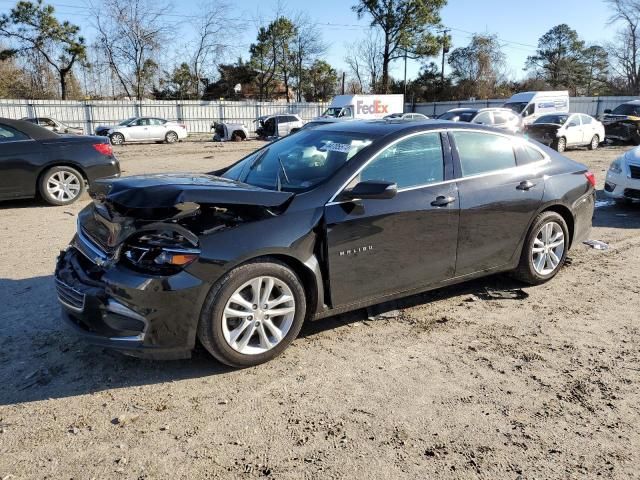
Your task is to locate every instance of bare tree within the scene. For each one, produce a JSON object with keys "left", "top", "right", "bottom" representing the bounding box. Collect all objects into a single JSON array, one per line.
[
  {"left": 291, "top": 15, "right": 327, "bottom": 101},
  {"left": 606, "top": 0, "right": 640, "bottom": 94},
  {"left": 91, "top": 0, "right": 170, "bottom": 99},
  {"left": 191, "top": 0, "right": 245, "bottom": 96},
  {"left": 344, "top": 30, "right": 384, "bottom": 93}
]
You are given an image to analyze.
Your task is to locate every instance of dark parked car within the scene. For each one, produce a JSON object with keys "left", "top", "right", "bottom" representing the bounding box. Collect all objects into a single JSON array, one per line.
[
  {"left": 601, "top": 100, "right": 640, "bottom": 144},
  {"left": 0, "top": 118, "right": 120, "bottom": 205},
  {"left": 55, "top": 120, "right": 595, "bottom": 367}
]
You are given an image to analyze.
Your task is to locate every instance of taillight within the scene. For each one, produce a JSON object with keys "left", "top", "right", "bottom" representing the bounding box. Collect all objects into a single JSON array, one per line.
[
  {"left": 93, "top": 143, "right": 113, "bottom": 156},
  {"left": 584, "top": 171, "right": 596, "bottom": 187}
]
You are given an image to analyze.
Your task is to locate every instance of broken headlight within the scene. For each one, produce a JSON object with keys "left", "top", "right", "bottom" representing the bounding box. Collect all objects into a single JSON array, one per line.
[
  {"left": 609, "top": 158, "right": 623, "bottom": 175},
  {"left": 121, "top": 229, "right": 200, "bottom": 274}
]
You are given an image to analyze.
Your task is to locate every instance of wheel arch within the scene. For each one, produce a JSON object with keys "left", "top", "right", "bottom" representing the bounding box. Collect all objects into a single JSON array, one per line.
[{"left": 536, "top": 202, "right": 575, "bottom": 248}]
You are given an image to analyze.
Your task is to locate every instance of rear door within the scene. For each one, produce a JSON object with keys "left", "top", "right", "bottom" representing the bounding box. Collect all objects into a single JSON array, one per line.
[
  {"left": 147, "top": 118, "right": 168, "bottom": 140},
  {"left": 450, "top": 130, "right": 545, "bottom": 276},
  {"left": 325, "top": 131, "right": 459, "bottom": 307},
  {"left": 0, "top": 123, "right": 43, "bottom": 199}
]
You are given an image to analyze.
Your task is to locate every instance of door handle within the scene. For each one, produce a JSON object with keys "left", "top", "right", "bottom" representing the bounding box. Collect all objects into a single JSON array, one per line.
[
  {"left": 517, "top": 180, "right": 536, "bottom": 191},
  {"left": 431, "top": 195, "right": 456, "bottom": 207}
]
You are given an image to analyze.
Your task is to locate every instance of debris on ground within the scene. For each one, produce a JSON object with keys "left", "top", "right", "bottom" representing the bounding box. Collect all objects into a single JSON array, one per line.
[
  {"left": 476, "top": 287, "right": 529, "bottom": 301},
  {"left": 583, "top": 240, "right": 610, "bottom": 250}
]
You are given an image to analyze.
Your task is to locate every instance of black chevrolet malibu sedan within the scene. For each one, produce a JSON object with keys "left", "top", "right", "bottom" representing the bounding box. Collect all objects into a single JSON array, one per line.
[{"left": 55, "top": 120, "right": 595, "bottom": 367}]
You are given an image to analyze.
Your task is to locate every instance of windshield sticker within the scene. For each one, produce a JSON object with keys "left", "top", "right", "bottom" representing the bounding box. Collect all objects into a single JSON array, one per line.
[{"left": 320, "top": 142, "right": 353, "bottom": 153}]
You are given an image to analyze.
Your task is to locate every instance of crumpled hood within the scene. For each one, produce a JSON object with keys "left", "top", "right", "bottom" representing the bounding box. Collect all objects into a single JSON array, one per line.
[
  {"left": 601, "top": 114, "right": 640, "bottom": 124},
  {"left": 90, "top": 173, "right": 294, "bottom": 209}
]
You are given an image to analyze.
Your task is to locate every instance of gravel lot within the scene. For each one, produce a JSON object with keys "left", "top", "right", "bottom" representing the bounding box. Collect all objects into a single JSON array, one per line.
[{"left": 1, "top": 139, "right": 639, "bottom": 479}]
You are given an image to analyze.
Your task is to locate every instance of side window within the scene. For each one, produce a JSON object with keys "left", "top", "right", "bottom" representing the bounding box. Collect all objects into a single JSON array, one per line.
[
  {"left": 516, "top": 141, "right": 546, "bottom": 165},
  {"left": 340, "top": 107, "right": 352, "bottom": 118},
  {"left": 136, "top": 118, "right": 150, "bottom": 126},
  {"left": 452, "top": 131, "right": 516, "bottom": 176},
  {"left": 354, "top": 133, "right": 444, "bottom": 189},
  {"left": 0, "top": 124, "right": 30, "bottom": 142},
  {"left": 581, "top": 115, "right": 593, "bottom": 124},
  {"left": 493, "top": 112, "right": 509, "bottom": 124},
  {"left": 567, "top": 115, "right": 581, "bottom": 127},
  {"left": 473, "top": 111, "right": 493, "bottom": 125}
]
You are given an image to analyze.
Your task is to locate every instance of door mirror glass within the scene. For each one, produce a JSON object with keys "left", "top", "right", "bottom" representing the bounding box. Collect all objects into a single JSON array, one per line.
[{"left": 341, "top": 180, "right": 397, "bottom": 200}]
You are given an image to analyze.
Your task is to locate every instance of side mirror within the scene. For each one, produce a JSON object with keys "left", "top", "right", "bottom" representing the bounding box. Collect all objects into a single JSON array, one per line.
[
  {"left": 341, "top": 180, "right": 398, "bottom": 201},
  {"left": 604, "top": 109, "right": 612, "bottom": 114}
]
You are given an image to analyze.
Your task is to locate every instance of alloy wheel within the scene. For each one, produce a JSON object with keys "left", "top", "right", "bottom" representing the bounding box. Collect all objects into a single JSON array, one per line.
[
  {"left": 531, "top": 221, "right": 565, "bottom": 276},
  {"left": 46, "top": 170, "right": 82, "bottom": 202},
  {"left": 166, "top": 132, "right": 178, "bottom": 143},
  {"left": 222, "top": 276, "right": 296, "bottom": 355},
  {"left": 111, "top": 133, "right": 124, "bottom": 145}
]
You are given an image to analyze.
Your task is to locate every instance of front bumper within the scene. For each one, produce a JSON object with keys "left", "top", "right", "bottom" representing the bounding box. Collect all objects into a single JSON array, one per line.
[
  {"left": 54, "top": 246, "right": 208, "bottom": 359},
  {"left": 604, "top": 169, "right": 640, "bottom": 200}
]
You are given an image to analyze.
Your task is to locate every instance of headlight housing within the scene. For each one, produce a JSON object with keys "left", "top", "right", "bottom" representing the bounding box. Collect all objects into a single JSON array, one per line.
[
  {"left": 609, "top": 157, "right": 623, "bottom": 174},
  {"left": 122, "top": 229, "right": 199, "bottom": 275}
]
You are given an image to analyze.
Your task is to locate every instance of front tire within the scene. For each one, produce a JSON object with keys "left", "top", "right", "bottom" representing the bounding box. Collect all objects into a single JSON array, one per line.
[
  {"left": 588, "top": 134, "right": 600, "bottom": 150},
  {"left": 512, "top": 211, "right": 569, "bottom": 285},
  {"left": 197, "top": 259, "right": 307, "bottom": 367},
  {"left": 110, "top": 132, "right": 125, "bottom": 145},
  {"left": 39, "top": 165, "right": 85, "bottom": 205},
  {"left": 554, "top": 137, "right": 567, "bottom": 153}
]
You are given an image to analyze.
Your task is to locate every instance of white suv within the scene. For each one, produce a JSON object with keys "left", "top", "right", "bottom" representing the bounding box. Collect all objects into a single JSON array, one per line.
[{"left": 256, "top": 114, "right": 305, "bottom": 138}]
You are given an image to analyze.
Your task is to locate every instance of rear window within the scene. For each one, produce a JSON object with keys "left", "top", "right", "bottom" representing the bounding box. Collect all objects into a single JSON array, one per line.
[
  {"left": 0, "top": 124, "right": 30, "bottom": 142},
  {"left": 452, "top": 131, "right": 516, "bottom": 176}
]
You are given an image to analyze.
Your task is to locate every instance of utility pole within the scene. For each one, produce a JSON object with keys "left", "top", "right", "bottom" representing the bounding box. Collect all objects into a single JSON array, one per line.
[
  {"left": 342, "top": 71, "right": 345, "bottom": 95},
  {"left": 440, "top": 28, "right": 451, "bottom": 88},
  {"left": 403, "top": 48, "right": 408, "bottom": 98}
]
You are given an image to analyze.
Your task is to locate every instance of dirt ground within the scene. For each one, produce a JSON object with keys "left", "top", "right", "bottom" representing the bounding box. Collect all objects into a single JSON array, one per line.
[{"left": 1, "top": 139, "right": 639, "bottom": 479}]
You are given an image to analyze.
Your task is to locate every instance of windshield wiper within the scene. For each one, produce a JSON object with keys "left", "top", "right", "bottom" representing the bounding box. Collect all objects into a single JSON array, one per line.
[{"left": 276, "top": 155, "right": 290, "bottom": 192}]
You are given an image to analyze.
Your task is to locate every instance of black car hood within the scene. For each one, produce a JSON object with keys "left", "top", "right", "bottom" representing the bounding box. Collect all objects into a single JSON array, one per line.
[
  {"left": 90, "top": 173, "right": 294, "bottom": 209},
  {"left": 602, "top": 114, "right": 640, "bottom": 124}
]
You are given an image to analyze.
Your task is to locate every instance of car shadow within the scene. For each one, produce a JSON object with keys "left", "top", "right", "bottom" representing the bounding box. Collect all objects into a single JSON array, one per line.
[
  {"left": 1, "top": 271, "right": 529, "bottom": 406},
  {"left": 593, "top": 189, "right": 640, "bottom": 229}
]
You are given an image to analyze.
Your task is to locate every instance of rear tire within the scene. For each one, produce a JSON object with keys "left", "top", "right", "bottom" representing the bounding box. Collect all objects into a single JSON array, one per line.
[
  {"left": 165, "top": 131, "right": 178, "bottom": 144},
  {"left": 512, "top": 211, "right": 569, "bottom": 285},
  {"left": 588, "top": 134, "right": 600, "bottom": 150},
  {"left": 197, "top": 259, "right": 307, "bottom": 368},
  {"left": 231, "top": 130, "right": 246, "bottom": 142},
  {"left": 39, "top": 165, "right": 85, "bottom": 206}
]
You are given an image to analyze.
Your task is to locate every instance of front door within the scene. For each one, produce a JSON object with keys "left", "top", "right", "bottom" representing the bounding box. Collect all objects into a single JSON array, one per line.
[
  {"left": 325, "top": 132, "right": 460, "bottom": 307},
  {"left": 449, "top": 130, "right": 545, "bottom": 276},
  {"left": 564, "top": 115, "right": 583, "bottom": 146},
  {"left": 128, "top": 118, "right": 150, "bottom": 140}
]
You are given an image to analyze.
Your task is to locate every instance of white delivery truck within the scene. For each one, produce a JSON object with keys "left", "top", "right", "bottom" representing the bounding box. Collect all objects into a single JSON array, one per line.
[
  {"left": 319, "top": 94, "right": 404, "bottom": 121},
  {"left": 503, "top": 91, "right": 570, "bottom": 124}
]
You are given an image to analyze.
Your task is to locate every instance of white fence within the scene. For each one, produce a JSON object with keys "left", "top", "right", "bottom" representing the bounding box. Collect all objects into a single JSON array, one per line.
[
  {"left": 0, "top": 99, "right": 330, "bottom": 135},
  {"left": 0, "top": 96, "right": 638, "bottom": 135}
]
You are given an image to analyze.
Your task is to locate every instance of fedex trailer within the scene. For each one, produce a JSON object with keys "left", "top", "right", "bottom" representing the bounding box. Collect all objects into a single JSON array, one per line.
[{"left": 319, "top": 95, "right": 404, "bottom": 120}]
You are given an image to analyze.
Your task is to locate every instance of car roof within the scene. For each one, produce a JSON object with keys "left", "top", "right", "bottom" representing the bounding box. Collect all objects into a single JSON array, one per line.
[
  {"left": 446, "top": 108, "right": 478, "bottom": 113},
  {"left": 310, "top": 118, "right": 513, "bottom": 136},
  {"left": 621, "top": 100, "right": 640, "bottom": 105},
  {"left": 0, "top": 117, "right": 59, "bottom": 140}
]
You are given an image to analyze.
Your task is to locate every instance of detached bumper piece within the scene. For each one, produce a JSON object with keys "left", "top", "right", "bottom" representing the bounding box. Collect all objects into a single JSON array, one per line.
[{"left": 54, "top": 247, "right": 204, "bottom": 359}]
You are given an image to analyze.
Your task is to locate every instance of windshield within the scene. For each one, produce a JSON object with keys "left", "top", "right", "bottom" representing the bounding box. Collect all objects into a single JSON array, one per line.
[
  {"left": 611, "top": 104, "right": 640, "bottom": 116},
  {"left": 322, "top": 107, "right": 343, "bottom": 118},
  {"left": 438, "top": 111, "right": 476, "bottom": 122},
  {"left": 222, "top": 129, "right": 375, "bottom": 192},
  {"left": 118, "top": 117, "right": 137, "bottom": 126},
  {"left": 504, "top": 102, "right": 528, "bottom": 114},
  {"left": 534, "top": 114, "right": 569, "bottom": 125}
]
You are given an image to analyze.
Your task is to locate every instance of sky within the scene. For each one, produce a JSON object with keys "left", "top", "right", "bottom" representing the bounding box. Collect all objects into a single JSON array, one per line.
[{"left": 0, "top": 0, "right": 615, "bottom": 81}]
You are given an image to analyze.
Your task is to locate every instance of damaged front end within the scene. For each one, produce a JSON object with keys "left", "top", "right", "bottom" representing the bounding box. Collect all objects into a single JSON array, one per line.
[
  {"left": 601, "top": 115, "right": 640, "bottom": 144},
  {"left": 55, "top": 173, "right": 294, "bottom": 358},
  {"left": 524, "top": 123, "right": 560, "bottom": 146}
]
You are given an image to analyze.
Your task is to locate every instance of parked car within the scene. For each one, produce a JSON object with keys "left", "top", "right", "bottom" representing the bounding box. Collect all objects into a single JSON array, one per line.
[
  {"left": 524, "top": 113, "right": 604, "bottom": 152},
  {"left": 601, "top": 100, "right": 640, "bottom": 144},
  {"left": 255, "top": 114, "right": 304, "bottom": 138},
  {"left": 55, "top": 120, "right": 595, "bottom": 367},
  {"left": 299, "top": 119, "right": 343, "bottom": 130},
  {"left": 604, "top": 145, "right": 640, "bottom": 203},
  {"left": 22, "top": 117, "right": 84, "bottom": 135},
  {"left": 212, "top": 121, "right": 249, "bottom": 142},
  {"left": 0, "top": 118, "right": 120, "bottom": 205},
  {"left": 384, "top": 112, "right": 429, "bottom": 120},
  {"left": 95, "top": 117, "right": 188, "bottom": 145},
  {"left": 438, "top": 108, "right": 523, "bottom": 133}
]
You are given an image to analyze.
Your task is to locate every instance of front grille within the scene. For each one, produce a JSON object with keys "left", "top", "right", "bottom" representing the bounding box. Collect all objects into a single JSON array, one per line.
[
  {"left": 629, "top": 165, "right": 640, "bottom": 179},
  {"left": 624, "top": 188, "right": 640, "bottom": 199},
  {"left": 55, "top": 278, "right": 86, "bottom": 311}
]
